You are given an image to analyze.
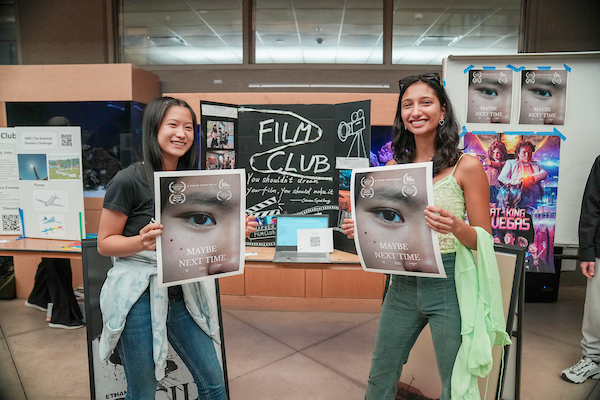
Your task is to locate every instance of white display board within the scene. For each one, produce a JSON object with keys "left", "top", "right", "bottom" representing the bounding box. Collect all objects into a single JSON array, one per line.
[
  {"left": 14, "top": 126, "right": 86, "bottom": 240},
  {"left": 0, "top": 128, "right": 21, "bottom": 235},
  {"left": 444, "top": 52, "right": 600, "bottom": 246}
]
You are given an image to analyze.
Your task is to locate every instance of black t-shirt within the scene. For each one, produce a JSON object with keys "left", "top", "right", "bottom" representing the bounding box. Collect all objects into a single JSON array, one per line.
[
  {"left": 104, "top": 162, "right": 183, "bottom": 298},
  {"left": 103, "top": 162, "right": 154, "bottom": 237}
]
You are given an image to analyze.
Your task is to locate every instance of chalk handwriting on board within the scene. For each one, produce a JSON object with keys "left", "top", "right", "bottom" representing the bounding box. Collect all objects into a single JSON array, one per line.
[{"left": 239, "top": 107, "right": 333, "bottom": 181}]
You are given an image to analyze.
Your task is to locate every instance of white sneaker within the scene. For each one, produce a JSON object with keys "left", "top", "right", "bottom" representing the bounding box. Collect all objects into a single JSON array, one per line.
[
  {"left": 24, "top": 300, "right": 47, "bottom": 312},
  {"left": 48, "top": 321, "right": 84, "bottom": 330},
  {"left": 561, "top": 357, "right": 600, "bottom": 383}
]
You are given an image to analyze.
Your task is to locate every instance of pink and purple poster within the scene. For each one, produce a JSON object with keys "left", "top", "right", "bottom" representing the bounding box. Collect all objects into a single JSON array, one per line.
[{"left": 464, "top": 133, "right": 560, "bottom": 273}]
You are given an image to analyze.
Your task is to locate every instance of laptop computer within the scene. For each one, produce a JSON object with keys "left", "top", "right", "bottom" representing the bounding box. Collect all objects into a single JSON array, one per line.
[{"left": 272, "top": 215, "right": 331, "bottom": 263}]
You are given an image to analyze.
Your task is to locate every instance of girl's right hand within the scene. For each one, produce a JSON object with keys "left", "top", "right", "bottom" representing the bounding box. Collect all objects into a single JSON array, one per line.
[
  {"left": 341, "top": 218, "right": 355, "bottom": 239},
  {"left": 139, "top": 222, "right": 163, "bottom": 251}
]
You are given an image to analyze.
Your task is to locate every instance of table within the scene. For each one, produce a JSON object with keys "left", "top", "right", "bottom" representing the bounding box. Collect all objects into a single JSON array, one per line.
[
  {"left": 220, "top": 246, "right": 386, "bottom": 313},
  {"left": 0, "top": 235, "right": 83, "bottom": 299},
  {"left": 1, "top": 236, "right": 386, "bottom": 312}
]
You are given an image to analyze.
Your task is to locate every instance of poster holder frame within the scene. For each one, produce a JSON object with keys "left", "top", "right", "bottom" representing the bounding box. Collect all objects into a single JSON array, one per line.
[{"left": 81, "top": 239, "right": 229, "bottom": 399}]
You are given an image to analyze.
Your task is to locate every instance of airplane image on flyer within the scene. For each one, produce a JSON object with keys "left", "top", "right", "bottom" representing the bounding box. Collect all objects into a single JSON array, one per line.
[{"left": 36, "top": 194, "right": 63, "bottom": 207}]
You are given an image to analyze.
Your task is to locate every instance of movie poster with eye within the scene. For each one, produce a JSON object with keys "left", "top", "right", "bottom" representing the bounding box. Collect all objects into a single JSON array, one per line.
[
  {"left": 467, "top": 69, "right": 513, "bottom": 124},
  {"left": 350, "top": 162, "right": 445, "bottom": 277},
  {"left": 463, "top": 132, "right": 561, "bottom": 273},
  {"left": 519, "top": 70, "right": 567, "bottom": 125},
  {"left": 154, "top": 169, "right": 246, "bottom": 287}
]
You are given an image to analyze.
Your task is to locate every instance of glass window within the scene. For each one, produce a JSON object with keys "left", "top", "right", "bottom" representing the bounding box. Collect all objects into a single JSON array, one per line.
[
  {"left": 121, "top": 0, "right": 243, "bottom": 65},
  {"left": 393, "top": 0, "right": 521, "bottom": 64},
  {"left": 255, "top": 0, "right": 383, "bottom": 64},
  {"left": 0, "top": 1, "right": 18, "bottom": 65}
]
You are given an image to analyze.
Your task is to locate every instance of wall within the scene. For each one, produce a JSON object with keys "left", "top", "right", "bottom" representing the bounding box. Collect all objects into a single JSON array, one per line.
[
  {"left": 17, "top": 0, "right": 111, "bottom": 64},
  {"left": 522, "top": 0, "right": 600, "bottom": 53}
]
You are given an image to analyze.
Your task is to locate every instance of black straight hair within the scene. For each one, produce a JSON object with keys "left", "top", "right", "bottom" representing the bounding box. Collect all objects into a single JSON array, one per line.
[
  {"left": 141, "top": 96, "right": 199, "bottom": 190},
  {"left": 391, "top": 74, "right": 462, "bottom": 176}
]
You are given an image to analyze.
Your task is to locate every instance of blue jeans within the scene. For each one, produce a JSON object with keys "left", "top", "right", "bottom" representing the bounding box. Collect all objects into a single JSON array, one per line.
[
  {"left": 365, "top": 253, "right": 461, "bottom": 400},
  {"left": 116, "top": 290, "right": 227, "bottom": 400}
]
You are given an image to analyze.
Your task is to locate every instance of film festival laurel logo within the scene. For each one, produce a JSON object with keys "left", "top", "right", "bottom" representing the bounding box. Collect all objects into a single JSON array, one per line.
[
  {"left": 217, "top": 179, "right": 232, "bottom": 201},
  {"left": 168, "top": 180, "right": 186, "bottom": 205}
]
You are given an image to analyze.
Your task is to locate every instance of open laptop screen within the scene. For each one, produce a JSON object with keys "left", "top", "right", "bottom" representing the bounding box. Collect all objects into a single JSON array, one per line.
[{"left": 276, "top": 215, "right": 329, "bottom": 247}]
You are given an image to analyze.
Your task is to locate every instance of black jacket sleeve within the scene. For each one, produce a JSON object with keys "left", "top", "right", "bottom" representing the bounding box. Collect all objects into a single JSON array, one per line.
[{"left": 579, "top": 155, "right": 600, "bottom": 262}]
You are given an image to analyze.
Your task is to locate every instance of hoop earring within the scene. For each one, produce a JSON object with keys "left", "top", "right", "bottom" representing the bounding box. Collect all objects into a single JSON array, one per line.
[{"left": 439, "top": 119, "right": 445, "bottom": 126}]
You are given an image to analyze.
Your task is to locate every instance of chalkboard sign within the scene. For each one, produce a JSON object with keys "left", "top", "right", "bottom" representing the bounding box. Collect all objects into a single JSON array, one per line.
[{"left": 200, "top": 101, "right": 371, "bottom": 248}]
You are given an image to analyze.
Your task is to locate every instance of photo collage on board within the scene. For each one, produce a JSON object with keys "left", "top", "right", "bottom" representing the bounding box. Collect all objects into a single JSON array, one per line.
[{"left": 205, "top": 119, "right": 236, "bottom": 171}]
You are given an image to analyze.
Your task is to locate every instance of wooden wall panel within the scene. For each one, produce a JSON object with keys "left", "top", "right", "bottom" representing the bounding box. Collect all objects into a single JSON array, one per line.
[
  {"left": 83, "top": 197, "right": 104, "bottom": 234},
  {"left": 322, "top": 269, "right": 386, "bottom": 299},
  {"left": 244, "top": 266, "right": 306, "bottom": 297},
  {"left": 305, "top": 269, "right": 323, "bottom": 298},
  {"left": 218, "top": 274, "right": 245, "bottom": 295},
  {"left": 0, "top": 64, "right": 159, "bottom": 103}
]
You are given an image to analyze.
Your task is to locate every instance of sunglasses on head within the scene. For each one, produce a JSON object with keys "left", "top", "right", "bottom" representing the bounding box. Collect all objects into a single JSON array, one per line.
[{"left": 398, "top": 73, "right": 442, "bottom": 91}]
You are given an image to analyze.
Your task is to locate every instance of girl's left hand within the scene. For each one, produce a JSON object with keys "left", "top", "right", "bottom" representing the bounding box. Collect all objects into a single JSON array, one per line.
[
  {"left": 245, "top": 214, "right": 259, "bottom": 238},
  {"left": 424, "top": 205, "right": 458, "bottom": 235}
]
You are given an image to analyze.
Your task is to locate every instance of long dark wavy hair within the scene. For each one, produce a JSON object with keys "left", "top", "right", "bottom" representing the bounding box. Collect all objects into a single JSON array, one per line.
[
  {"left": 141, "top": 96, "right": 199, "bottom": 190},
  {"left": 391, "top": 74, "right": 462, "bottom": 176}
]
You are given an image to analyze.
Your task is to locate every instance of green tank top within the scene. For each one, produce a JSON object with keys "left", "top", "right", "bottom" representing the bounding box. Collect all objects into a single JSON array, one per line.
[{"left": 433, "top": 155, "right": 467, "bottom": 253}]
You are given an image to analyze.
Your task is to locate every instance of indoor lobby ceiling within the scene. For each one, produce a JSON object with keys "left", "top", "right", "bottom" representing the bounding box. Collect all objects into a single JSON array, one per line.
[{"left": 121, "top": 0, "right": 521, "bottom": 65}]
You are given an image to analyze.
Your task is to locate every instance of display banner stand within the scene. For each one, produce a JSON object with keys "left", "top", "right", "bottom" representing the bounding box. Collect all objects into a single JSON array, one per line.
[{"left": 81, "top": 239, "right": 228, "bottom": 400}]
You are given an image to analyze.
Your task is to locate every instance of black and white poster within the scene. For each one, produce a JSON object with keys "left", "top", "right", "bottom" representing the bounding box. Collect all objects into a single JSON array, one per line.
[
  {"left": 467, "top": 69, "right": 513, "bottom": 124},
  {"left": 351, "top": 162, "right": 445, "bottom": 277},
  {"left": 519, "top": 69, "right": 567, "bottom": 125},
  {"left": 154, "top": 169, "right": 246, "bottom": 287}
]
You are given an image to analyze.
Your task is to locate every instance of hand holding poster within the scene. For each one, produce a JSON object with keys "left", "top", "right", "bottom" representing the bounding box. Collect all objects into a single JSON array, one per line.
[
  {"left": 154, "top": 169, "right": 246, "bottom": 287},
  {"left": 351, "top": 162, "right": 445, "bottom": 277}
]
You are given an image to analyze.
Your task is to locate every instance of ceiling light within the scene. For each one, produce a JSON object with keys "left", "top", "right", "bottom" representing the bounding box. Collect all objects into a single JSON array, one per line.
[{"left": 415, "top": 36, "right": 458, "bottom": 46}]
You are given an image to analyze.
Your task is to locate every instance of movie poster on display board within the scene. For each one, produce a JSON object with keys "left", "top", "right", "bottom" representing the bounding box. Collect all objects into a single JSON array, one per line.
[
  {"left": 519, "top": 69, "right": 568, "bottom": 125},
  {"left": 464, "top": 133, "right": 560, "bottom": 273},
  {"left": 351, "top": 162, "right": 446, "bottom": 277},
  {"left": 154, "top": 169, "right": 246, "bottom": 287},
  {"left": 466, "top": 69, "right": 513, "bottom": 124}
]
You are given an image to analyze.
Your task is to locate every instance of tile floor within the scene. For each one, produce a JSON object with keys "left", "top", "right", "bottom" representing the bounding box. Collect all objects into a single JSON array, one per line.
[{"left": 0, "top": 281, "right": 599, "bottom": 400}]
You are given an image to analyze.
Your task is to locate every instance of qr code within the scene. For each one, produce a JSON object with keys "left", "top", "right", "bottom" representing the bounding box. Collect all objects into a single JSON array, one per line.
[
  {"left": 60, "top": 133, "right": 73, "bottom": 147},
  {"left": 310, "top": 236, "right": 321, "bottom": 248},
  {"left": 2, "top": 214, "right": 20, "bottom": 232}
]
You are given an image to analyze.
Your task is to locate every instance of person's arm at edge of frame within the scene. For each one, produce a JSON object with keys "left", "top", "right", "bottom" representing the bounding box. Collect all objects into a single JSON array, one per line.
[
  {"left": 425, "top": 154, "right": 492, "bottom": 250},
  {"left": 578, "top": 156, "right": 600, "bottom": 279},
  {"left": 97, "top": 208, "right": 163, "bottom": 257}
]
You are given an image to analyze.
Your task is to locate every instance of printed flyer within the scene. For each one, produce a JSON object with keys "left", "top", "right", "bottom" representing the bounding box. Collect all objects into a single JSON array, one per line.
[
  {"left": 155, "top": 169, "right": 246, "bottom": 287},
  {"left": 464, "top": 133, "right": 560, "bottom": 273},
  {"left": 351, "top": 162, "right": 445, "bottom": 277},
  {"left": 15, "top": 126, "right": 85, "bottom": 240}
]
